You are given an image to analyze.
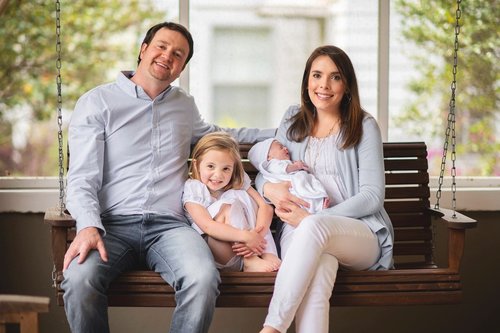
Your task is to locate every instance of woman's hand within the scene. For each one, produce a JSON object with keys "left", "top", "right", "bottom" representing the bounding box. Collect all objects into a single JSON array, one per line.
[
  {"left": 263, "top": 181, "right": 309, "bottom": 210},
  {"left": 275, "top": 201, "right": 311, "bottom": 228}
]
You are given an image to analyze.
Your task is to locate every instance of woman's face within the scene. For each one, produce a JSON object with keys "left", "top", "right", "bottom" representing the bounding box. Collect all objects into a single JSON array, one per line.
[{"left": 307, "top": 55, "right": 346, "bottom": 113}]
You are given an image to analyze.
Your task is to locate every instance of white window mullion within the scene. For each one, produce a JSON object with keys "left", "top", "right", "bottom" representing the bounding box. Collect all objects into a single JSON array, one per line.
[
  {"left": 378, "top": 0, "right": 390, "bottom": 141},
  {"left": 179, "top": 0, "right": 190, "bottom": 92}
]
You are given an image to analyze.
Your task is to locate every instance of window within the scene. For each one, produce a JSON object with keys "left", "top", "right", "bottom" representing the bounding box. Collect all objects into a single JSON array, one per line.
[
  {"left": 387, "top": 0, "right": 498, "bottom": 177},
  {"left": 188, "top": 1, "right": 324, "bottom": 128},
  {"left": 187, "top": 0, "right": 498, "bottom": 178},
  {"left": 208, "top": 26, "right": 272, "bottom": 127},
  {"left": 1, "top": 0, "right": 497, "bottom": 212},
  {"left": 0, "top": 0, "right": 169, "bottom": 176}
]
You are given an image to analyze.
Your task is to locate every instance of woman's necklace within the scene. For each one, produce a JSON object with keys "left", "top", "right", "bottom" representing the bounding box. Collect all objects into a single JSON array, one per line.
[
  {"left": 307, "top": 137, "right": 327, "bottom": 172},
  {"left": 325, "top": 121, "right": 338, "bottom": 137},
  {"left": 307, "top": 120, "right": 339, "bottom": 171},
  {"left": 314, "top": 117, "right": 340, "bottom": 138}
]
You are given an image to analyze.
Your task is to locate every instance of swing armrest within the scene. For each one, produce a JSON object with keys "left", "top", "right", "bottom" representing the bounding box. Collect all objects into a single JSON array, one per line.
[
  {"left": 428, "top": 207, "right": 477, "bottom": 272},
  {"left": 44, "top": 207, "right": 75, "bottom": 272},
  {"left": 44, "top": 207, "right": 75, "bottom": 227},
  {"left": 428, "top": 207, "right": 478, "bottom": 229}
]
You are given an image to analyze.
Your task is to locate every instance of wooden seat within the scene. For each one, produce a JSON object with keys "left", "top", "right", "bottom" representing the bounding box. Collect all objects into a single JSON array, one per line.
[
  {"left": 0, "top": 295, "right": 50, "bottom": 333},
  {"left": 44, "top": 142, "right": 477, "bottom": 308}
]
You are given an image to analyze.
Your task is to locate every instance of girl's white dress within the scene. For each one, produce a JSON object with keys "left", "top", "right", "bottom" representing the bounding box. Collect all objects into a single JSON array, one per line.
[{"left": 183, "top": 173, "right": 278, "bottom": 270}]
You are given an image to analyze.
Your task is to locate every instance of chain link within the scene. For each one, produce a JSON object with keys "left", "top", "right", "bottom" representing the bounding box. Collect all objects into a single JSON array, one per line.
[
  {"left": 56, "top": 0, "right": 66, "bottom": 215},
  {"left": 434, "top": 0, "right": 461, "bottom": 219},
  {"left": 51, "top": 264, "right": 58, "bottom": 288}
]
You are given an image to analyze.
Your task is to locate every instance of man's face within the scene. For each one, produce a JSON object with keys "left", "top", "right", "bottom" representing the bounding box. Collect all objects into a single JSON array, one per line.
[{"left": 137, "top": 28, "right": 190, "bottom": 84}]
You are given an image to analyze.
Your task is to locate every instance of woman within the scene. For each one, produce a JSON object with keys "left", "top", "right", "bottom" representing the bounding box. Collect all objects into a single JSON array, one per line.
[{"left": 256, "top": 45, "right": 394, "bottom": 333}]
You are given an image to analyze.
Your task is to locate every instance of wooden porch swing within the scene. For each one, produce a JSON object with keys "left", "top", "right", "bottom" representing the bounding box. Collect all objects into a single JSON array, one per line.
[{"left": 45, "top": 0, "right": 477, "bottom": 308}]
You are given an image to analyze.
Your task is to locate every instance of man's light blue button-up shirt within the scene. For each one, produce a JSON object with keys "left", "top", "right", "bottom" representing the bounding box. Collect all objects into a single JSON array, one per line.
[{"left": 67, "top": 71, "right": 274, "bottom": 234}]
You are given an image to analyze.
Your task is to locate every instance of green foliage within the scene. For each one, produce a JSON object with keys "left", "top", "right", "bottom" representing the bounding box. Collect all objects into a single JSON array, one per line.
[
  {"left": 0, "top": 0, "right": 164, "bottom": 175},
  {"left": 395, "top": 0, "right": 499, "bottom": 175}
]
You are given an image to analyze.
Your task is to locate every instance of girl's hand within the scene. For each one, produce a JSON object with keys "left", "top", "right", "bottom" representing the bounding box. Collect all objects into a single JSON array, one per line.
[
  {"left": 275, "top": 201, "right": 311, "bottom": 228},
  {"left": 232, "top": 225, "right": 266, "bottom": 257},
  {"left": 242, "top": 228, "right": 266, "bottom": 255},
  {"left": 263, "top": 181, "right": 309, "bottom": 210},
  {"left": 232, "top": 242, "right": 254, "bottom": 257}
]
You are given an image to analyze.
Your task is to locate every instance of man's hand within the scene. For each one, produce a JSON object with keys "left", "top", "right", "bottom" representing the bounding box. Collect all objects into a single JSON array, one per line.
[{"left": 63, "top": 227, "right": 108, "bottom": 271}]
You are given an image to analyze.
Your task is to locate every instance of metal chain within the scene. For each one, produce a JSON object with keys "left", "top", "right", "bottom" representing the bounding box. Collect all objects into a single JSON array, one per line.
[
  {"left": 434, "top": 0, "right": 461, "bottom": 219},
  {"left": 55, "top": 0, "right": 66, "bottom": 215}
]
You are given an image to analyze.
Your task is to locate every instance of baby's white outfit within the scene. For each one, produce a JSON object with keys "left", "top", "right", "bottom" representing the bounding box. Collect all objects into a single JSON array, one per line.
[{"left": 260, "top": 159, "right": 328, "bottom": 214}]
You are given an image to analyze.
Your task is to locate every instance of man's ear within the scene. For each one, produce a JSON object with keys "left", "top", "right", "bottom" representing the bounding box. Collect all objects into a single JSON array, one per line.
[{"left": 139, "top": 43, "right": 148, "bottom": 61}]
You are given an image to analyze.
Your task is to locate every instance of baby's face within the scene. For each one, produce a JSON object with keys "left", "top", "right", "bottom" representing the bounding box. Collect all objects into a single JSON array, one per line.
[{"left": 268, "top": 141, "right": 290, "bottom": 161}]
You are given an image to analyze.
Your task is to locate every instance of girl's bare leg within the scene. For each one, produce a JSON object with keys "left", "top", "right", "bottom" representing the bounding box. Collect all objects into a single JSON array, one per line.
[
  {"left": 207, "top": 237, "right": 236, "bottom": 265},
  {"left": 212, "top": 201, "right": 280, "bottom": 272},
  {"left": 208, "top": 204, "right": 237, "bottom": 265}
]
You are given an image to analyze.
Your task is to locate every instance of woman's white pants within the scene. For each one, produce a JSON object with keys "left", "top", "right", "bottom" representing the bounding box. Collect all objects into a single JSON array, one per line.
[{"left": 264, "top": 214, "right": 380, "bottom": 333}]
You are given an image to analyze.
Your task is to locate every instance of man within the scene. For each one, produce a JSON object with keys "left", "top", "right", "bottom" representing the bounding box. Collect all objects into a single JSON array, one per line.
[{"left": 62, "top": 22, "right": 273, "bottom": 333}]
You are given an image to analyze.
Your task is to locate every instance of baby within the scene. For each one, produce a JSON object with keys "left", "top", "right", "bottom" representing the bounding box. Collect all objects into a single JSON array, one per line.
[{"left": 248, "top": 138, "right": 330, "bottom": 213}]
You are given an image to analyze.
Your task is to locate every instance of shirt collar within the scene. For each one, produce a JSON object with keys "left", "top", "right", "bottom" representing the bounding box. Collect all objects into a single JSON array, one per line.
[{"left": 117, "top": 71, "right": 173, "bottom": 101}]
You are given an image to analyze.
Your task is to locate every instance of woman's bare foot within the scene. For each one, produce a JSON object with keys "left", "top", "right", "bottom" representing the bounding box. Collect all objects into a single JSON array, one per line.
[
  {"left": 244, "top": 256, "right": 277, "bottom": 272},
  {"left": 259, "top": 326, "right": 280, "bottom": 333},
  {"left": 261, "top": 253, "right": 281, "bottom": 271}
]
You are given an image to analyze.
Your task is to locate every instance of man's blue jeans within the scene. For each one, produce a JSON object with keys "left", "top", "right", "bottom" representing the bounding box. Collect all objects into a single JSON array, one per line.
[{"left": 61, "top": 214, "right": 220, "bottom": 333}]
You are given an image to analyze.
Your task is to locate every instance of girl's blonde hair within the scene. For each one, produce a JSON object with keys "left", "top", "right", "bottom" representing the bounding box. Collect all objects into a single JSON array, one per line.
[{"left": 189, "top": 132, "right": 245, "bottom": 191}]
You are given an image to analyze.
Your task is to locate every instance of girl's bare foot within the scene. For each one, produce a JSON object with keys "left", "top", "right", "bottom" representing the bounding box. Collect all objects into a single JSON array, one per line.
[
  {"left": 244, "top": 256, "right": 277, "bottom": 272},
  {"left": 261, "top": 253, "right": 281, "bottom": 271}
]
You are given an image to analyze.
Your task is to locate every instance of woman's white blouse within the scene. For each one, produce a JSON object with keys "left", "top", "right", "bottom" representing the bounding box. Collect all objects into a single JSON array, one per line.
[{"left": 304, "top": 134, "right": 344, "bottom": 207}]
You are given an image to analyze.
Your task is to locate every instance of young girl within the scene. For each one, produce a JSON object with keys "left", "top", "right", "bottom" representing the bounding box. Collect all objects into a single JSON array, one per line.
[{"left": 182, "top": 132, "right": 281, "bottom": 272}]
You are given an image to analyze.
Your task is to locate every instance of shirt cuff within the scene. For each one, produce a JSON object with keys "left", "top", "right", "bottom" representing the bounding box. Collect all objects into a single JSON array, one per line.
[{"left": 75, "top": 211, "right": 106, "bottom": 235}]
